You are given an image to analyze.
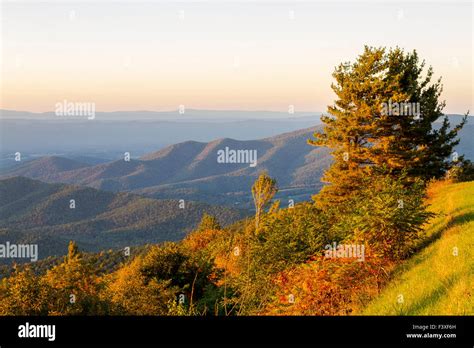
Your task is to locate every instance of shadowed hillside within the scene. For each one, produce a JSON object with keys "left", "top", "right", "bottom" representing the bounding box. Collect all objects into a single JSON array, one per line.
[
  {"left": 0, "top": 177, "right": 249, "bottom": 261},
  {"left": 1, "top": 126, "right": 332, "bottom": 207}
]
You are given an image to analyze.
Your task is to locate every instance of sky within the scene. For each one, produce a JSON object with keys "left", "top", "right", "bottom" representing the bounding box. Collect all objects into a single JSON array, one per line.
[{"left": 1, "top": 0, "right": 472, "bottom": 114}]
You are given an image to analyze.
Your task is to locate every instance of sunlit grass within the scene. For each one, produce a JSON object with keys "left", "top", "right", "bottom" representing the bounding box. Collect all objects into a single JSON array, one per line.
[{"left": 361, "top": 180, "right": 474, "bottom": 315}]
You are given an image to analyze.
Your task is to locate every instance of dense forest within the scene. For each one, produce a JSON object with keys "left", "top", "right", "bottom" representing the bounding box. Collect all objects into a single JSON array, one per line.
[{"left": 0, "top": 176, "right": 247, "bottom": 259}]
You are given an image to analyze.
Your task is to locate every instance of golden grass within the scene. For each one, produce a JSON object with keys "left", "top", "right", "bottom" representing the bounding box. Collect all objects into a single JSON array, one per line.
[{"left": 361, "top": 180, "right": 474, "bottom": 315}]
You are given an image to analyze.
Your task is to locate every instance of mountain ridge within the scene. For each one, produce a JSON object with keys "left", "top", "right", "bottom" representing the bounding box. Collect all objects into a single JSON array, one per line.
[
  {"left": 1, "top": 126, "right": 331, "bottom": 206},
  {"left": 2, "top": 121, "right": 472, "bottom": 207}
]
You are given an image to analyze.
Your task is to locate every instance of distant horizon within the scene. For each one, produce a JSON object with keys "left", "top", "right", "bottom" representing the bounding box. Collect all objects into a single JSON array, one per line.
[
  {"left": 0, "top": 108, "right": 471, "bottom": 117},
  {"left": 0, "top": 108, "right": 321, "bottom": 114},
  {"left": 2, "top": 1, "right": 472, "bottom": 114}
]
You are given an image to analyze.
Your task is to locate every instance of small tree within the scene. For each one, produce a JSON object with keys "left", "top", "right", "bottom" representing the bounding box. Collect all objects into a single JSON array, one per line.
[
  {"left": 251, "top": 172, "right": 278, "bottom": 231},
  {"left": 196, "top": 213, "right": 221, "bottom": 232},
  {"left": 67, "top": 240, "right": 80, "bottom": 261},
  {"left": 43, "top": 242, "right": 109, "bottom": 315}
]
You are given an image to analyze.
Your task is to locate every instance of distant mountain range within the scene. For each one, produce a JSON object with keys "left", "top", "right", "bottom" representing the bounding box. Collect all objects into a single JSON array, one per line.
[
  {"left": 0, "top": 109, "right": 321, "bottom": 121},
  {"left": 1, "top": 126, "right": 333, "bottom": 207},
  {"left": 0, "top": 177, "right": 248, "bottom": 261},
  {"left": 2, "top": 119, "right": 473, "bottom": 207},
  {"left": 0, "top": 109, "right": 323, "bottom": 157},
  {"left": 1, "top": 110, "right": 469, "bottom": 164}
]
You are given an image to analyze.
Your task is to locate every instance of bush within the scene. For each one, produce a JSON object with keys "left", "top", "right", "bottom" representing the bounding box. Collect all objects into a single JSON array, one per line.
[
  {"left": 0, "top": 266, "right": 49, "bottom": 315},
  {"left": 265, "top": 255, "right": 395, "bottom": 315},
  {"left": 228, "top": 202, "right": 331, "bottom": 314},
  {"left": 252, "top": 202, "right": 330, "bottom": 272},
  {"left": 104, "top": 256, "right": 176, "bottom": 315},
  {"left": 327, "top": 174, "right": 433, "bottom": 260},
  {"left": 446, "top": 160, "right": 474, "bottom": 183}
]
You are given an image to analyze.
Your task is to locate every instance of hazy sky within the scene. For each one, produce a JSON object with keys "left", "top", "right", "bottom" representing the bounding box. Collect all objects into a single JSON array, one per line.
[{"left": 1, "top": 0, "right": 472, "bottom": 114}]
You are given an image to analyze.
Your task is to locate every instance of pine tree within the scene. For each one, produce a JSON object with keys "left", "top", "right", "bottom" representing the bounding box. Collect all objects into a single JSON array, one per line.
[{"left": 310, "top": 46, "right": 467, "bottom": 207}]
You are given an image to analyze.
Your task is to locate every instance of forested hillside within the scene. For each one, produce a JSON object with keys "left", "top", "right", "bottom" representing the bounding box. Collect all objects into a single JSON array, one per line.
[{"left": 0, "top": 177, "right": 248, "bottom": 260}]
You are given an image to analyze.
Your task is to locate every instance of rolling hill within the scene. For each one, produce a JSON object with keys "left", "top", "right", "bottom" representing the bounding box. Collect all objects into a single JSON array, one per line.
[
  {"left": 1, "top": 156, "right": 91, "bottom": 180},
  {"left": 1, "top": 126, "right": 332, "bottom": 207},
  {"left": 0, "top": 177, "right": 248, "bottom": 261},
  {"left": 2, "top": 120, "right": 472, "bottom": 207}
]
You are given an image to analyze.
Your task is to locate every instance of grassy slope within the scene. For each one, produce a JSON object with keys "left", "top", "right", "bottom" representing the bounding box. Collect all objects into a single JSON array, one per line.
[{"left": 362, "top": 180, "right": 474, "bottom": 315}]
